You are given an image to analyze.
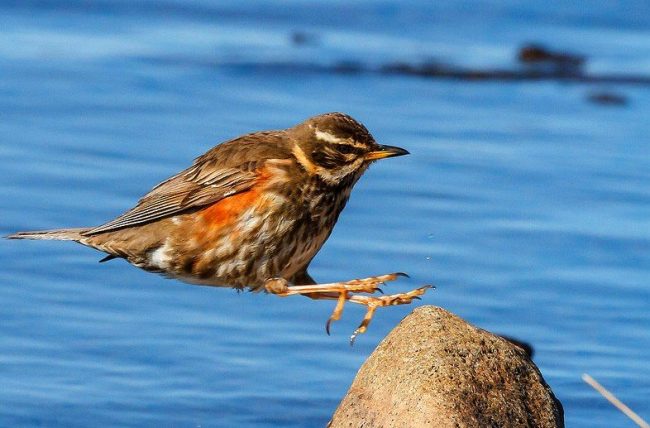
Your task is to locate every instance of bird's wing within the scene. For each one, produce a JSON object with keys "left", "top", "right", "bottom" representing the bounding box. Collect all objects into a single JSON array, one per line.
[
  {"left": 85, "top": 132, "right": 289, "bottom": 235},
  {"left": 85, "top": 164, "right": 258, "bottom": 235}
]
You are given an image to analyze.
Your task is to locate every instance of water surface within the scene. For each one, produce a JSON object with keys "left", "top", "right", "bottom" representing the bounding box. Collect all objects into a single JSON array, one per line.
[{"left": 1, "top": 1, "right": 649, "bottom": 427}]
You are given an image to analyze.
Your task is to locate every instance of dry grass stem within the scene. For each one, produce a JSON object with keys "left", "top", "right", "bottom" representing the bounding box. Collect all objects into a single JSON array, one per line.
[{"left": 582, "top": 373, "right": 649, "bottom": 428}]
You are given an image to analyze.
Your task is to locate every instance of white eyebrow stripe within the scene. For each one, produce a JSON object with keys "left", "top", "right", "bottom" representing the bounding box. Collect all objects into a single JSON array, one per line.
[
  {"left": 314, "top": 130, "right": 367, "bottom": 149},
  {"left": 315, "top": 130, "right": 346, "bottom": 144}
]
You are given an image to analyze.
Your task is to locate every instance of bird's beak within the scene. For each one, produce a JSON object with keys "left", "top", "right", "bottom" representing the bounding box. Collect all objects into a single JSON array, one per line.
[{"left": 365, "top": 144, "right": 410, "bottom": 161}]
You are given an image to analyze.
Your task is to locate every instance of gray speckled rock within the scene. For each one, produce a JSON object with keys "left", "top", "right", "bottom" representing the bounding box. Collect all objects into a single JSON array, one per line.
[{"left": 330, "top": 306, "right": 563, "bottom": 428}]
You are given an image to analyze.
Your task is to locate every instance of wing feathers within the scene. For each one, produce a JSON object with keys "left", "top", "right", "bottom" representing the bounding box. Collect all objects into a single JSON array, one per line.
[
  {"left": 83, "top": 130, "right": 292, "bottom": 236},
  {"left": 85, "top": 166, "right": 258, "bottom": 235}
]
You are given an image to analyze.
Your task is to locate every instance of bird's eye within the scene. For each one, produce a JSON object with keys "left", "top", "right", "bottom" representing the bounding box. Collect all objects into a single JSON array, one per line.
[{"left": 337, "top": 145, "right": 355, "bottom": 155}]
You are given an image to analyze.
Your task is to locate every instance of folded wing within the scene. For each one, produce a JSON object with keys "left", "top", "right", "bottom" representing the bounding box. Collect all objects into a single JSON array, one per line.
[{"left": 85, "top": 158, "right": 259, "bottom": 235}]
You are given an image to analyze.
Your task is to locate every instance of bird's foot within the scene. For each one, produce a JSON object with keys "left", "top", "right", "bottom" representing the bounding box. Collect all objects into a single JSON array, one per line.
[
  {"left": 346, "top": 286, "right": 432, "bottom": 345},
  {"left": 264, "top": 273, "right": 432, "bottom": 343}
]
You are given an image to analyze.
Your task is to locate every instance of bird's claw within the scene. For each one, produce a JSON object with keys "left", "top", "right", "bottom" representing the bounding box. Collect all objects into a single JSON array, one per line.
[
  {"left": 337, "top": 283, "right": 432, "bottom": 344},
  {"left": 326, "top": 318, "right": 333, "bottom": 335}
]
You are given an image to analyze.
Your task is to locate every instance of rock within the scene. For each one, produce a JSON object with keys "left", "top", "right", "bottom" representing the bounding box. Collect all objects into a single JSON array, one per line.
[{"left": 329, "top": 306, "right": 564, "bottom": 428}]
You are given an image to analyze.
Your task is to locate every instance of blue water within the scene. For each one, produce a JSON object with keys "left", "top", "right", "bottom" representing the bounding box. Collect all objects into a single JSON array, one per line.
[{"left": 1, "top": 1, "right": 649, "bottom": 426}]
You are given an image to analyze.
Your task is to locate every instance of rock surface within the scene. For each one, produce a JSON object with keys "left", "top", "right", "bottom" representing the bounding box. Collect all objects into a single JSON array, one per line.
[{"left": 329, "top": 306, "right": 564, "bottom": 428}]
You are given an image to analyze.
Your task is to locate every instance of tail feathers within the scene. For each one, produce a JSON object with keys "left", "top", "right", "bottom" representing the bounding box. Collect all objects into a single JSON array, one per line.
[{"left": 6, "top": 227, "right": 90, "bottom": 241}]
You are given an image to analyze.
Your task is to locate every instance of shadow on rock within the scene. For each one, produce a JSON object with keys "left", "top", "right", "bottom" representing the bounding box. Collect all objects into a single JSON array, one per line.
[{"left": 500, "top": 334, "right": 535, "bottom": 359}]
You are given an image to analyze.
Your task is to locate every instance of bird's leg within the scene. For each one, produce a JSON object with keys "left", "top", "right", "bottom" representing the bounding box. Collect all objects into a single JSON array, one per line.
[
  {"left": 264, "top": 273, "right": 432, "bottom": 342},
  {"left": 265, "top": 272, "right": 404, "bottom": 297}
]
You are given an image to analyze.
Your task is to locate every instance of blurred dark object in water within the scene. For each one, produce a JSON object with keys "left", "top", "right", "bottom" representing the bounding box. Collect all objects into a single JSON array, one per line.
[
  {"left": 291, "top": 31, "right": 319, "bottom": 47},
  {"left": 587, "top": 91, "right": 628, "bottom": 106},
  {"left": 332, "top": 60, "right": 364, "bottom": 74},
  {"left": 379, "top": 60, "right": 582, "bottom": 82},
  {"left": 143, "top": 43, "right": 650, "bottom": 85},
  {"left": 380, "top": 60, "right": 451, "bottom": 76},
  {"left": 377, "top": 44, "right": 649, "bottom": 83},
  {"left": 500, "top": 335, "right": 535, "bottom": 358},
  {"left": 518, "top": 43, "right": 585, "bottom": 75}
]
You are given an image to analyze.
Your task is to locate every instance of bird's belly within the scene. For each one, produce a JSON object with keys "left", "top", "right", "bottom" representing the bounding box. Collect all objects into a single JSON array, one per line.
[{"left": 150, "top": 191, "right": 333, "bottom": 290}]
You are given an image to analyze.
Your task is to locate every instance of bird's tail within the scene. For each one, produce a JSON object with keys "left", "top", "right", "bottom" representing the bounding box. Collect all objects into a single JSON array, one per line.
[{"left": 6, "top": 227, "right": 90, "bottom": 241}]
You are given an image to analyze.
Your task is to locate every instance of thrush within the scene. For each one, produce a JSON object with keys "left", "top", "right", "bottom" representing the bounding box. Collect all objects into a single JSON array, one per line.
[{"left": 8, "top": 112, "right": 431, "bottom": 342}]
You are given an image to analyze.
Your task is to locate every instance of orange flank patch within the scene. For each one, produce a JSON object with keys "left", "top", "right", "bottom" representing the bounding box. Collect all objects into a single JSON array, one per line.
[
  {"left": 199, "top": 188, "right": 260, "bottom": 228},
  {"left": 197, "top": 167, "right": 271, "bottom": 230}
]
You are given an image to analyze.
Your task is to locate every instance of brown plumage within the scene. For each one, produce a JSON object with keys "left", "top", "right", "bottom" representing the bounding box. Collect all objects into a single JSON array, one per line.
[{"left": 8, "top": 112, "right": 430, "bottom": 341}]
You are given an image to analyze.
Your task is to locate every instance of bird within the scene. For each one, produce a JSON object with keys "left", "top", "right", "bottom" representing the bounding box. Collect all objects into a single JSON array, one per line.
[{"left": 8, "top": 112, "right": 431, "bottom": 342}]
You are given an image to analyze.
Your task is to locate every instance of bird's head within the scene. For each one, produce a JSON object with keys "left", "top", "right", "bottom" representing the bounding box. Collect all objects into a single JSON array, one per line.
[{"left": 289, "top": 112, "right": 409, "bottom": 186}]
